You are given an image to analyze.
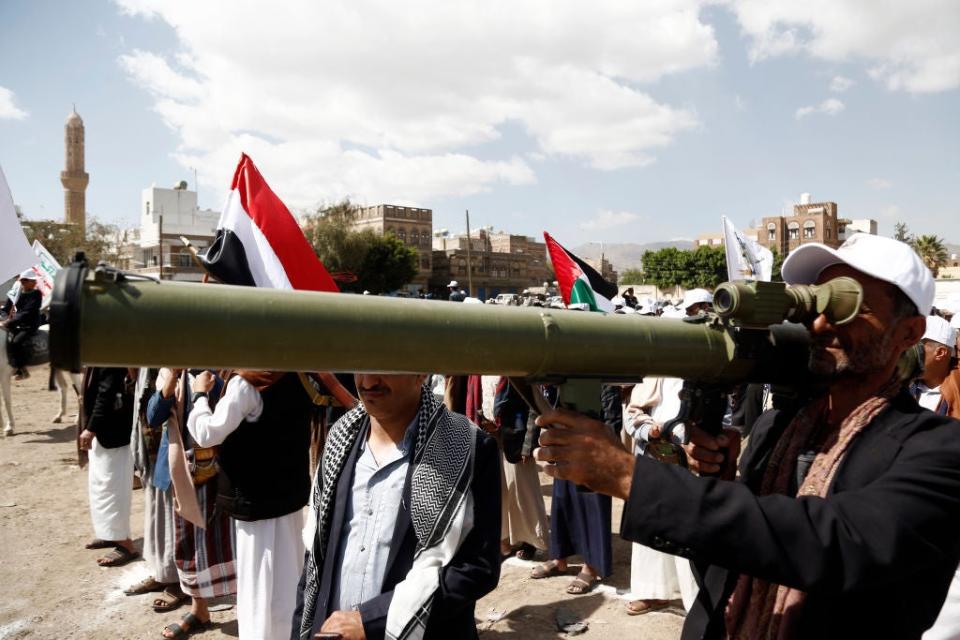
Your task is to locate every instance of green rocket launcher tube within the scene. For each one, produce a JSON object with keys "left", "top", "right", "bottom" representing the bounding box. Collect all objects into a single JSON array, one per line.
[{"left": 49, "top": 261, "right": 838, "bottom": 387}]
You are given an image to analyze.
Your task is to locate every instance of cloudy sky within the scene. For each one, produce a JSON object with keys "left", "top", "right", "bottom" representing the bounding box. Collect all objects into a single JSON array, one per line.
[{"left": 1, "top": 0, "right": 958, "bottom": 245}]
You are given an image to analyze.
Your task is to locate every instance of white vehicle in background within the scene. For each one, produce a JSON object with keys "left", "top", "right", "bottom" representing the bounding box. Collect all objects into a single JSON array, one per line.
[{"left": 494, "top": 293, "right": 521, "bottom": 306}]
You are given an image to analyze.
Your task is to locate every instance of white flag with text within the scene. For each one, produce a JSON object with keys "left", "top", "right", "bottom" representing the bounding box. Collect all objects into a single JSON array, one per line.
[{"left": 722, "top": 215, "right": 773, "bottom": 282}]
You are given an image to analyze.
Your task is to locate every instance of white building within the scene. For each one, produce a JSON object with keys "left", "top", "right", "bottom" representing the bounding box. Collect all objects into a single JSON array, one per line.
[
  {"left": 136, "top": 182, "right": 220, "bottom": 280},
  {"left": 838, "top": 218, "right": 878, "bottom": 241}
]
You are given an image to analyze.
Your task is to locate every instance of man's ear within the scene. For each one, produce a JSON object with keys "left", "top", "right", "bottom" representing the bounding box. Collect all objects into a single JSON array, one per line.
[{"left": 934, "top": 345, "right": 950, "bottom": 363}]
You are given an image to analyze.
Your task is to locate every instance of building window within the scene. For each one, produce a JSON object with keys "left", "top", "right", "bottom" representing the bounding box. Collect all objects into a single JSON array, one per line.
[
  {"left": 803, "top": 220, "right": 816, "bottom": 239},
  {"left": 788, "top": 221, "right": 800, "bottom": 240},
  {"left": 145, "top": 201, "right": 151, "bottom": 217},
  {"left": 420, "top": 256, "right": 430, "bottom": 269},
  {"left": 397, "top": 229, "right": 406, "bottom": 243},
  {"left": 767, "top": 222, "right": 776, "bottom": 242}
]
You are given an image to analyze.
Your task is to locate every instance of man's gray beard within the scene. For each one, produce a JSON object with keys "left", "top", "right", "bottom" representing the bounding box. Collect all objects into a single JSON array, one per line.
[{"left": 809, "top": 332, "right": 895, "bottom": 380}]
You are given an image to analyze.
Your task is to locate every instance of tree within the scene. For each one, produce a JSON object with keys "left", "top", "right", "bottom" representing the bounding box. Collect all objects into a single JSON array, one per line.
[
  {"left": 911, "top": 234, "right": 948, "bottom": 277},
  {"left": 684, "top": 245, "right": 727, "bottom": 289},
  {"left": 641, "top": 245, "right": 728, "bottom": 291},
  {"left": 641, "top": 247, "right": 690, "bottom": 291},
  {"left": 302, "top": 200, "right": 418, "bottom": 293},
  {"left": 894, "top": 221, "right": 912, "bottom": 243},
  {"left": 354, "top": 232, "right": 419, "bottom": 294},
  {"left": 619, "top": 268, "right": 644, "bottom": 284},
  {"left": 769, "top": 246, "right": 785, "bottom": 282},
  {"left": 20, "top": 217, "right": 119, "bottom": 266}
]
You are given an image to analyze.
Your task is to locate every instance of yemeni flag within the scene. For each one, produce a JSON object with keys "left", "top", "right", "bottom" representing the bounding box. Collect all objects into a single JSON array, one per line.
[
  {"left": 544, "top": 232, "right": 618, "bottom": 312},
  {"left": 200, "top": 154, "right": 338, "bottom": 292}
]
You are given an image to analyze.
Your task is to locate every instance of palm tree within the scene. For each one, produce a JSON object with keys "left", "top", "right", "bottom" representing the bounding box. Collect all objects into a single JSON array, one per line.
[{"left": 911, "top": 234, "right": 948, "bottom": 277}]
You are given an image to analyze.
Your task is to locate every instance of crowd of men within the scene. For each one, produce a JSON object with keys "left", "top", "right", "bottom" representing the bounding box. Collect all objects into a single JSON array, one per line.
[{"left": 9, "top": 232, "right": 960, "bottom": 640}]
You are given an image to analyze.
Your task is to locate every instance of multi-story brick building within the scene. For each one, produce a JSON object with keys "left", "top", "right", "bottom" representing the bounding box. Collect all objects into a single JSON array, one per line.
[
  {"left": 349, "top": 204, "right": 433, "bottom": 290},
  {"left": 762, "top": 194, "right": 842, "bottom": 254},
  {"left": 429, "top": 228, "right": 553, "bottom": 299}
]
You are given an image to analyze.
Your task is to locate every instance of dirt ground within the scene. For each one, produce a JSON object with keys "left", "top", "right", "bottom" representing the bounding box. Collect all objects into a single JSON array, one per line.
[{"left": 0, "top": 372, "right": 684, "bottom": 639}]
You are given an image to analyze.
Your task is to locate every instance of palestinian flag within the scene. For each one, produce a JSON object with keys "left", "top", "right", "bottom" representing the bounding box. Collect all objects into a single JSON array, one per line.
[
  {"left": 544, "top": 232, "right": 618, "bottom": 312},
  {"left": 200, "top": 154, "right": 338, "bottom": 292}
]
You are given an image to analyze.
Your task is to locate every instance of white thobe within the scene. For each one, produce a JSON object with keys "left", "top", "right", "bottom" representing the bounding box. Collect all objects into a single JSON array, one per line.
[
  {"left": 188, "top": 376, "right": 306, "bottom": 640},
  {"left": 925, "top": 569, "right": 960, "bottom": 640},
  {"left": 625, "top": 377, "right": 699, "bottom": 609},
  {"left": 88, "top": 439, "right": 133, "bottom": 541},
  {"left": 917, "top": 384, "right": 945, "bottom": 413}
]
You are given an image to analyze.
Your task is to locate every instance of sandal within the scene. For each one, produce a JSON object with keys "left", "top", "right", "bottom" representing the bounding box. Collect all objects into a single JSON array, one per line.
[
  {"left": 153, "top": 585, "right": 188, "bottom": 612},
  {"left": 85, "top": 538, "right": 115, "bottom": 550},
  {"left": 515, "top": 543, "right": 537, "bottom": 561},
  {"left": 531, "top": 560, "right": 566, "bottom": 579},
  {"left": 566, "top": 572, "right": 599, "bottom": 595},
  {"left": 625, "top": 599, "right": 670, "bottom": 616},
  {"left": 125, "top": 576, "right": 165, "bottom": 596},
  {"left": 162, "top": 612, "right": 210, "bottom": 639},
  {"left": 97, "top": 545, "right": 140, "bottom": 567}
]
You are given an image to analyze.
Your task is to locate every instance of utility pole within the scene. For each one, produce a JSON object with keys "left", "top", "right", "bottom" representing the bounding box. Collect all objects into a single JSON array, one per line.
[
  {"left": 464, "top": 209, "right": 474, "bottom": 298},
  {"left": 158, "top": 206, "right": 164, "bottom": 280}
]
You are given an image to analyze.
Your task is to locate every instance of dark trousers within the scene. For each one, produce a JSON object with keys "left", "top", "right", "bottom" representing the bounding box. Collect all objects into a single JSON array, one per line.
[
  {"left": 8, "top": 329, "right": 34, "bottom": 369},
  {"left": 549, "top": 479, "right": 613, "bottom": 577}
]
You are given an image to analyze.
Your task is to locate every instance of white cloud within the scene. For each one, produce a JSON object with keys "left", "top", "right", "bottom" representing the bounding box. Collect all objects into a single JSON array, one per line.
[
  {"left": 113, "top": 0, "right": 716, "bottom": 206},
  {"left": 729, "top": 1, "right": 960, "bottom": 93},
  {"left": 795, "top": 98, "right": 845, "bottom": 119},
  {"left": 829, "top": 75, "right": 854, "bottom": 92},
  {"left": 0, "top": 87, "right": 28, "bottom": 120},
  {"left": 867, "top": 177, "right": 892, "bottom": 190},
  {"left": 579, "top": 209, "right": 641, "bottom": 231}
]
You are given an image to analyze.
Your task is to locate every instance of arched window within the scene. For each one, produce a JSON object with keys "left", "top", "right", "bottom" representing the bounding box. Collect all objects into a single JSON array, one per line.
[
  {"left": 767, "top": 222, "right": 776, "bottom": 242},
  {"left": 409, "top": 229, "right": 419, "bottom": 246},
  {"left": 787, "top": 221, "right": 800, "bottom": 240},
  {"left": 398, "top": 229, "right": 407, "bottom": 243},
  {"left": 803, "top": 220, "right": 816, "bottom": 239}
]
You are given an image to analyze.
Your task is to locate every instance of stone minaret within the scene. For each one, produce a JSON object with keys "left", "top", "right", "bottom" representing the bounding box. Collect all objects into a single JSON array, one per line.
[{"left": 60, "top": 107, "right": 89, "bottom": 231}]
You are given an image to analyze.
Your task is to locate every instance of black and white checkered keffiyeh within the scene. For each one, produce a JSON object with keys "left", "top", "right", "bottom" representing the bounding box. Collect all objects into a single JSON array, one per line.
[{"left": 298, "top": 384, "right": 477, "bottom": 640}]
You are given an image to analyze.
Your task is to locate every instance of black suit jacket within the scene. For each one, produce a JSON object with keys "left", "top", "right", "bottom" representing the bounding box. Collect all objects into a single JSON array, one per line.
[
  {"left": 620, "top": 391, "right": 960, "bottom": 639},
  {"left": 83, "top": 367, "right": 135, "bottom": 449},
  {"left": 293, "top": 425, "right": 501, "bottom": 640}
]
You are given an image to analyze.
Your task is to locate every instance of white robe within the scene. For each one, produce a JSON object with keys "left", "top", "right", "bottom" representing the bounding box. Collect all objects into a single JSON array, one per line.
[
  {"left": 188, "top": 376, "right": 305, "bottom": 640},
  {"left": 925, "top": 569, "right": 960, "bottom": 640},
  {"left": 625, "top": 377, "right": 699, "bottom": 609},
  {"left": 88, "top": 439, "right": 133, "bottom": 541},
  {"left": 235, "top": 511, "right": 305, "bottom": 640}
]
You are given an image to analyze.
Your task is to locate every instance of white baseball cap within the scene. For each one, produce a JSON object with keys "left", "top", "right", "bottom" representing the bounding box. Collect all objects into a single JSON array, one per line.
[
  {"left": 682, "top": 288, "right": 714, "bottom": 311},
  {"left": 19, "top": 269, "right": 38, "bottom": 280},
  {"left": 924, "top": 316, "right": 957, "bottom": 353},
  {"left": 781, "top": 233, "right": 934, "bottom": 315},
  {"left": 447, "top": 280, "right": 459, "bottom": 288}
]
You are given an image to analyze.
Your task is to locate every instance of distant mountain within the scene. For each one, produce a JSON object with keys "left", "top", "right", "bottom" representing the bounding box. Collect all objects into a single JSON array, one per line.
[{"left": 571, "top": 240, "right": 695, "bottom": 271}]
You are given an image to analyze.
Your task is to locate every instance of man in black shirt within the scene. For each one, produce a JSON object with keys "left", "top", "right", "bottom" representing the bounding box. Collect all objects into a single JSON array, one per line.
[{"left": 2, "top": 269, "right": 42, "bottom": 380}]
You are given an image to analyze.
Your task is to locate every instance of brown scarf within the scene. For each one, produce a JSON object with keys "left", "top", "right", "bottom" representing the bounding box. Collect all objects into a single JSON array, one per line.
[{"left": 724, "top": 377, "right": 902, "bottom": 640}]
